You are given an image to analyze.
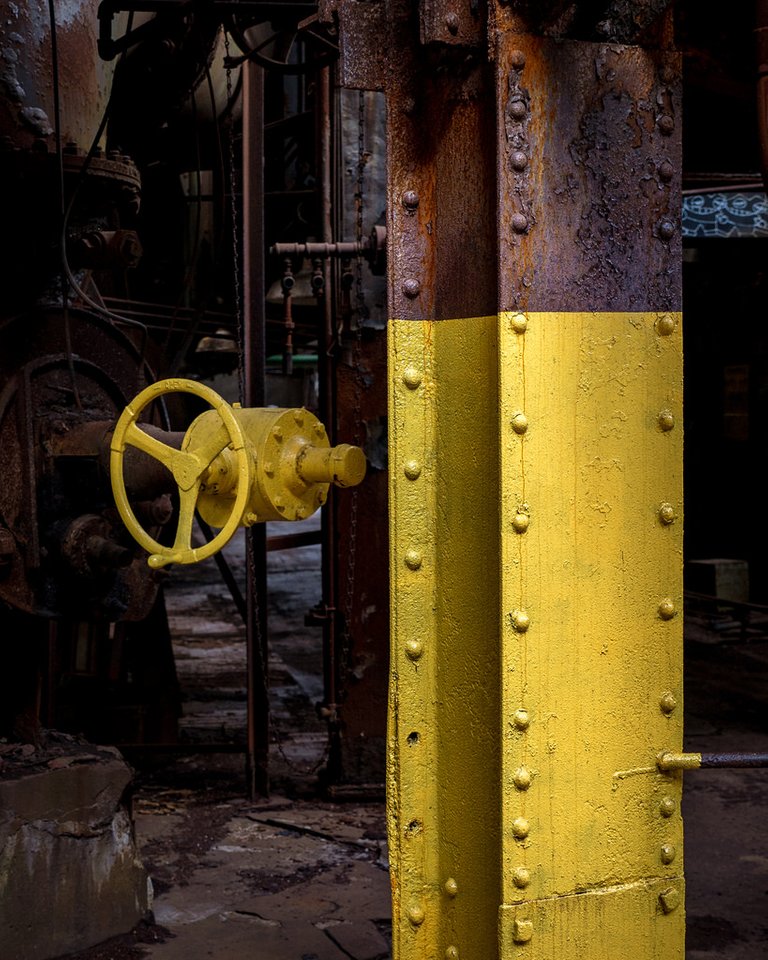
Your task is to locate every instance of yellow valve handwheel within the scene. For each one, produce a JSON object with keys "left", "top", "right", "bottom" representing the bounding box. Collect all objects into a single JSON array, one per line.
[{"left": 110, "top": 378, "right": 252, "bottom": 568}]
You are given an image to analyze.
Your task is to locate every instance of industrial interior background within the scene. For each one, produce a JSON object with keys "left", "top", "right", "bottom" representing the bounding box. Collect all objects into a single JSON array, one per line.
[{"left": 0, "top": 1, "right": 766, "bottom": 958}]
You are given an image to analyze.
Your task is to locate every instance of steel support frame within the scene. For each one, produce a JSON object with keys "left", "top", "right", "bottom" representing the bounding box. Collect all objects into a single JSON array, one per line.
[{"left": 334, "top": 0, "right": 687, "bottom": 956}]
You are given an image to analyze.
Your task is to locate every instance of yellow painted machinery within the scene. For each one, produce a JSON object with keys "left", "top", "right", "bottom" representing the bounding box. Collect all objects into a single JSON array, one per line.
[{"left": 110, "top": 378, "right": 366, "bottom": 568}]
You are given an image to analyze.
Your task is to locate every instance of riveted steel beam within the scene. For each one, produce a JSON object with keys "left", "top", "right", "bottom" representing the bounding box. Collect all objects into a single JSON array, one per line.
[
  {"left": 497, "top": 309, "right": 684, "bottom": 958},
  {"left": 388, "top": 316, "right": 501, "bottom": 958},
  {"left": 333, "top": 0, "right": 684, "bottom": 956}
]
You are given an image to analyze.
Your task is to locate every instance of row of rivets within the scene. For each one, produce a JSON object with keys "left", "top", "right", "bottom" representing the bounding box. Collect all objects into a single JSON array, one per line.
[
  {"left": 400, "top": 187, "right": 420, "bottom": 304},
  {"left": 443, "top": 876, "right": 460, "bottom": 957},
  {"left": 655, "top": 53, "right": 677, "bottom": 245},
  {"left": 655, "top": 314, "right": 680, "bottom": 899},
  {"left": 508, "top": 307, "right": 534, "bottom": 930},
  {"left": 401, "top": 360, "right": 427, "bottom": 934},
  {"left": 507, "top": 50, "right": 531, "bottom": 243},
  {"left": 512, "top": 699, "right": 531, "bottom": 886}
]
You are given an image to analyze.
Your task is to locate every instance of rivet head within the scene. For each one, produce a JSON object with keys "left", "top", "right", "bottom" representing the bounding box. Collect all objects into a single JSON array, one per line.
[
  {"left": 405, "top": 549, "right": 423, "bottom": 570},
  {"left": 512, "top": 919, "right": 533, "bottom": 943},
  {"left": 404, "top": 460, "right": 422, "bottom": 480},
  {"left": 405, "top": 639, "right": 424, "bottom": 661},
  {"left": 511, "top": 150, "right": 528, "bottom": 171},
  {"left": 274, "top": 497, "right": 285, "bottom": 511},
  {"left": 659, "top": 888, "right": 680, "bottom": 914},
  {"left": 403, "top": 277, "right": 421, "bottom": 298},
  {"left": 512, "top": 867, "right": 530, "bottom": 888},
  {"left": 445, "top": 948, "right": 459, "bottom": 960},
  {"left": 511, "top": 412, "right": 528, "bottom": 435},
  {"left": 244, "top": 512, "right": 258, "bottom": 526},
  {"left": 513, "top": 767, "right": 532, "bottom": 790},
  {"left": 660, "top": 64, "right": 676, "bottom": 85},
  {"left": 272, "top": 426, "right": 283, "bottom": 441},
  {"left": 658, "top": 409, "right": 675, "bottom": 432},
  {"left": 509, "top": 100, "right": 527, "bottom": 120},
  {"left": 656, "top": 314, "right": 676, "bottom": 337},
  {"left": 510, "top": 49, "right": 526, "bottom": 69},
  {"left": 510, "top": 312, "right": 528, "bottom": 334},
  {"left": 510, "top": 609, "right": 530, "bottom": 633},
  {"left": 402, "top": 189, "right": 419, "bottom": 210},
  {"left": 657, "top": 114, "right": 675, "bottom": 135},
  {"left": 660, "top": 691, "right": 677, "bottom": 715},
  {"left": 660, "top": 797, "right": 676, "bottom": 818},
  {"left": 658, "top": 219, "right": 676, "bottom": 240},
  {"left": 263, "top": 461, "right": 274, "bottom": 476},
  {"left": 444, "top": 877, "right": 458, "bottom": 897},
  {"left": 293, "top": 410, "right": 305, "bottom": 426},
  {"left": 658, "top": 599, "right": 676, "bottom": 621},
  {"left": 512, "top": 213, "right": 529, "bottom": 234},
  {"left": 445, "top": 11, "right": 459, "bottom": 34},
  {"left": 658, "top": 503, "right": 676, "bottom": 525},
  {"left": 660, "top": 843, "right": 676, "bottom": 864},
  {"left": 658, "top": 161, "right": 674, "bottom": 182},
  {"left": 408, "top": 904, "right": 425, "bottom": 926},
  {"left": 512, "top": 513, "right": 530, "bottom": 533},
  {"left": 513, "top": 708, "right": 530, "bottom": 730},
  {"left": 402, "top": 366, "right": 422, "bottom": 389},
  {"left": 296, "top": 506, "right": 308, "bottom": 520},
  {"left": 313, "top": 422, "right": 326, "bottom": 438},
  {"left": 512, "top": 817, "right": 530, "bottom": 839}
]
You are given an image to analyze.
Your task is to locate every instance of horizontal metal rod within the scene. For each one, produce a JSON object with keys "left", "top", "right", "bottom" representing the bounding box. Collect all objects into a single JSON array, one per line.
[
  {"left": 699, "top": 752, "right": 768, "bottom": 768},
  {"left": 270, "top": 240, "right": 368, "bottom": 258},
  {"left": 267, "top": 530, "right": 321, "bottom": 551},
  {"left": 658, "top": 750, "right": 768, "bottom": 771}
]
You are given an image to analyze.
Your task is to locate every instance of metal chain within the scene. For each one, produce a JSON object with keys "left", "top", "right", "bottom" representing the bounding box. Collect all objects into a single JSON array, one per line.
[{"left": 225, "top": 38, "right": 329, "bottom": 778}]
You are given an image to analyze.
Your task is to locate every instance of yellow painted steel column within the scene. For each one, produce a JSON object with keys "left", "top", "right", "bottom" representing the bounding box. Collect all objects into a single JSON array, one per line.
[
  {"left": 388, "top": 310, "right": 683, "bottom": 960},
  {"left": 497, "top": 311, "right": 684, "bottom": 959},
  {"left": 388, "top": 317, "right": 502, "bottom": 959}
]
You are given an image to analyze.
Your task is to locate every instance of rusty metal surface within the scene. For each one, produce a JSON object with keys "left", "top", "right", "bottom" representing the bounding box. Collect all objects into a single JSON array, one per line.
[
  {"left": 333, "top": 332, "right": 389, "bottom": 783},
  {"left": 420, "top": 0, "right": 485, "bottom": 48},
  {"left": 0, "top": 0, "right": 117, "bottom": 148},
  {"left": 504, "top": 0, "right": 673, "bottom": 44},
  {"left": 330, "top": 0, "right": 498, "bottom": 321},
  {"left": 321, "top": 0, "right": 389, "bottom": 90},
  {"left": 0, "top": 308, "right": 158, "bottom": 619},
  {"left": 387, "top": 51, "right": 498, "bottom": 320},
  {"left": 495, "top": 32, "right": 681, "bottom": 312}
]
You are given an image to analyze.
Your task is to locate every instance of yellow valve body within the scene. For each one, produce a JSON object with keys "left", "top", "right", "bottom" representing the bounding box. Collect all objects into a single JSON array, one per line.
[
  {"left": 191, "top": 406, "right": 366, "bottom": 527},
  {"left": 110, "top": 378, "right": 366, "bottom": 566}
]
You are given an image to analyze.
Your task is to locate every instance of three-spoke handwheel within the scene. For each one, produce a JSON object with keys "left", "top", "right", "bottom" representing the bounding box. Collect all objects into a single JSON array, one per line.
[{"left": 110, "top": 379, "right": 252, "bottom": 568}]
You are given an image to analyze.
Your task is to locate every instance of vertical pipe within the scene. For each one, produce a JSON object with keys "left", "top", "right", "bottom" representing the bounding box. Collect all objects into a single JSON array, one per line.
[
  {"left": 317, "top": 65, "right": 340, "bottom": 775},
  {"left": 242, "top": 60, "right": 269, "bottom": 798}
]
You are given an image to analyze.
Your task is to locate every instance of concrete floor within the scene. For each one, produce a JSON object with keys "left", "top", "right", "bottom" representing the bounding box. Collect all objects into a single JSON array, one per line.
[
  {"left": 681, "top": 611, "right": 768, "bottom": 958},
  {"left": 132, "top": 520, "right": 392, "bottom": 960},
  {"left": 58, "top": 528, "right": 768, "bottom": 959}
]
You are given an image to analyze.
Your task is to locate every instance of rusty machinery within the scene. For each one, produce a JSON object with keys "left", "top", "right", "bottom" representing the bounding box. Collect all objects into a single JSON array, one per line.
[{"left": 0, "top": 0, "right": 386, "bottom": 794}]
